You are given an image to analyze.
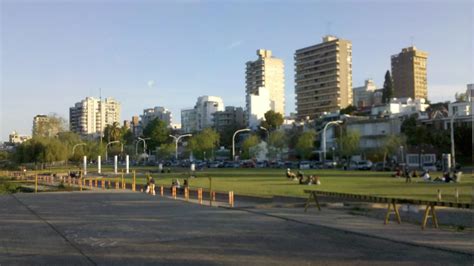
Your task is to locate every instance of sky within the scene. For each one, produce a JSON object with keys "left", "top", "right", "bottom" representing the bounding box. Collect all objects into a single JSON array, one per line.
[{"left": 1, "top": 0, "right": 473, "bottom": 141}]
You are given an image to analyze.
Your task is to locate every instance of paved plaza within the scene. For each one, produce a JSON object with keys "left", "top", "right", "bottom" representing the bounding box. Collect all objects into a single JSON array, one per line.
[{"left": 0, "top": 191, "right": 472, "bottom": 265}]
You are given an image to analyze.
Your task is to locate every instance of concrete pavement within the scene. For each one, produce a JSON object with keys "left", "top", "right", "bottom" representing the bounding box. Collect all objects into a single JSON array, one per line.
[{"left": 0, "top": 191, "right": 472, "bottom": 265}]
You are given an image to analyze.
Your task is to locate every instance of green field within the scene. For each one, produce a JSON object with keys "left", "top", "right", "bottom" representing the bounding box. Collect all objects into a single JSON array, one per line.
[{"left": 2, "top": 167, "right": 473, "bottom": 203}]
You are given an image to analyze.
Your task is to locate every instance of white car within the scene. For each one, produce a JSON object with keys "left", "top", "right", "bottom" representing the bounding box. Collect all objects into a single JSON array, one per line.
[
  {"left": 299, "top": 161, "right": 311, "bottom": 170},
  {"left": 356, "top": 160, "right": 373, "bottom": 170}
]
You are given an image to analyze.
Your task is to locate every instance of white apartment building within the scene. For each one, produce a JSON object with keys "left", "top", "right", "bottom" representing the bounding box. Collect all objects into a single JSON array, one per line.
[
  {"left": 371, "top": 98, "right": 429, "bottom": 118},
  {"left": 181, "top": 108, "right": 197, "bottom": 133},
  {"left": 353, "top": 79, "right": 377, "bottom": 108},
  {"left": 346, "top": 118, "right": 402, "bottom": 149},
  {"left": 181, "top": 95, "right": 224, "bottom": 133},
  {"left": 69, "top": 97, "right": 121, "bottom": 137},
  {"left": 449, "top": 85, "right": 473, "bottom": 117},
  {"left": 8, "top": 131, "right": 31, "bottom": 145},
  {"left": 247, "top": 87, "right": 272, "bottom": 129},
  {"left": 246, "top": 49, "right": 285, "bottom": 115},
  {"left": 141, "top": 106, "right": 172, "bottom": 128}
]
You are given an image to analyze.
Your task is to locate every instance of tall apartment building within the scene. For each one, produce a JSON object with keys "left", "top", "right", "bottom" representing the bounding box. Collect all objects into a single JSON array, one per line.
[
  {"left": 294, "top": 35, "right": 353, "bottom": 119},
  {"left": 246, "top": 49, "right": 285, "bottom": 115},
  {"left": 391, "top": 46, "right": 428, "bottom": 100},
  {"left": 141, "top": 106, "right": 172, "bottom": 128},
  {"left": 69, "top": 97, "right": 121, "bottom": 136},
  {"left": 32, "top": 114, "right": 64, "bottom": 137}
]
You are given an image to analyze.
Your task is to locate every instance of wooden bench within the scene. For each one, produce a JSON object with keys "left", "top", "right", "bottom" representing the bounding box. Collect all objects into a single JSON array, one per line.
[{"left": 304, "top": 190, "right": 471, "bottom": 230}]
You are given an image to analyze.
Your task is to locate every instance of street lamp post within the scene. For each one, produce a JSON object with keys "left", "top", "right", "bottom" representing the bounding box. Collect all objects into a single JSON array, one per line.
[
  {"left": 169, "top": 134, "right": 192, "bottom": 160},
  {"left": 232, "top": 128, "right": 251, "bottom": 161},
  {"left": 400, "top": 145, "right": 404, "bottom": 168},
  {"left": 331, "top": 147, "right": 336, "bottom": 165},
  {"left": 322, "top": 121, "right": 343, "bottom": 162},
  {"left": 105, "top": 140, "right": 120, "bottom": 162},
  {"left": 450, "top": 112, "right": 458, "bottom": 171},
  {"left": 136, "top": 137, "right": 150, "bottom": 156},
  {"left": 72, "top": 143, "right": 86, "bottom": 155}
]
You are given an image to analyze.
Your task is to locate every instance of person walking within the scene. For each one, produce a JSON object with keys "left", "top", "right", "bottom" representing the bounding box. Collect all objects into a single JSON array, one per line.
[{"left": 148, "top": 176, "right": 156, "bottom": 196}]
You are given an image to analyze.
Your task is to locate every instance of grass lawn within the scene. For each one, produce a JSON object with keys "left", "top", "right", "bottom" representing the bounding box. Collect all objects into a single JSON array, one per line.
[{"left": 5, "top": 167, "right": 473, "bottom": 204}]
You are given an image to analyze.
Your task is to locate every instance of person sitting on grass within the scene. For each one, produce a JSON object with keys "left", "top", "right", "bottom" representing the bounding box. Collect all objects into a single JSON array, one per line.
[
  {"left": 421, "top": 170, "right": 431, "bottom": 182},
  {"left": 314, "top": 176, "right": 321, "bottom": 185},
  {"left": 286, "top": 168, "right": 296, "bottom": 179},
  {"left": 411, "top": 170, "right": 418, "bottom": 178}
]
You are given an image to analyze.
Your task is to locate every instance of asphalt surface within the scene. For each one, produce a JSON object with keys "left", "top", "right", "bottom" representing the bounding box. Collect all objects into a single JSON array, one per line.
[{"left": 0, "top": 191, "right": 471, "bottom": 265}]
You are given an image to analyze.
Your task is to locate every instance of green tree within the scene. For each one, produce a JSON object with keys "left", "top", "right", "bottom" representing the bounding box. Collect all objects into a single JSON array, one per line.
[
  {"left": 382, "top": 70, "right": 393, "bottom": 104},
  {"left": 380, "top": 134, "right": 405, "bottom": 168},
  {"left": 142, "top": 118, "right": 170, "bottom": 151},
  {"left": 338, "top": 129, "right": 360, "bottom": 164},
  {"left": 104, "top": 122, "right": 122, "bottom": 142},
  {"left": 295, "top": 130, "right": 316, "bottom": 159},
  {"left": 120, "top": 126, "right": 134, "bottom": 145},
  {"left": 340, "top": 105, "right": 357, "bottom": 115},
  {"left": 157, "top": 143, "right": 176, "bottom": 160},
  {"left": 217, "top": 124, "right": 240, "bottom": 149},
  {"left": 187, "top": 128, "right": 220, "bottom": 159},
  {"left": 268, "top": 131, "right": 287, "bottom": 160},
  {"left": 260, "top": 110, "right": 284, "bottom": 131},
  {"left": 241, "top": 134, "right": 260, "bottom": 159}
]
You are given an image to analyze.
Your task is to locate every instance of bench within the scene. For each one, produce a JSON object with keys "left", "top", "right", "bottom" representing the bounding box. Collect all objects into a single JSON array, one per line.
[{"left": 304, "top": 189, "right": 471, "bottom": 230}]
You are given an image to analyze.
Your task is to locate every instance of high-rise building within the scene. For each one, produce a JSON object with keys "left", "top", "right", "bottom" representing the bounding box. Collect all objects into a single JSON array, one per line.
[
  {"left": 294, "top": 36, "right": 352, "bottom": 119},
  {"left": 391, "top": 46, "right": 428, "bottom": 100},
  {"left": 246, "top": 49, "right": 285, "bottom": 115},
  {"left": 32, "top": 114, "right": 64, "bottom": 137},
  {"left": 353, "top": 79, "right": 377, "bottom": 108},
  {"left": 69, "top": 97, "right": 121, "bottom": 136},
  {"left": 141, "top": 106, "right": 172, "bottom": 128}
]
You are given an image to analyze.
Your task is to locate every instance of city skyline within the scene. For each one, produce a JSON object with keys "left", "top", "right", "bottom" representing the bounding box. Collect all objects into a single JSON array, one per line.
[{"left": 1, "top": 1, "right": 473, "bottom": 141}]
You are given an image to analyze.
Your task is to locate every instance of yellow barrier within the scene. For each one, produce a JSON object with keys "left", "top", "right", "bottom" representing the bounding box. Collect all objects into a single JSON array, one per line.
[
  {"left": 229, "top": 191, "right": 234, "bottom": 207},
  {"left": 198, "top": 188, "right": 203, "bottom": 205}
]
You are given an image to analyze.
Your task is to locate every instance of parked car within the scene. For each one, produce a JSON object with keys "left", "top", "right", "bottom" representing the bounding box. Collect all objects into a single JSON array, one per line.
[
  {"left": 240, "top": 160, "right": 256, "bottom": 168},
  {"left": 356, "top": 160, "right": 373, "bottom": 170},
  {"left": 298, "top": 161, "right": 311, "bottom": 170},
  {"left": 324, "top": 161, "right": 337, "bottom": 169},
  {"left": 208, "top": 161, "right": 222, "bottom": 168},
  {"left": 372, "top": 162, "right": 391, "bottom": 171}
]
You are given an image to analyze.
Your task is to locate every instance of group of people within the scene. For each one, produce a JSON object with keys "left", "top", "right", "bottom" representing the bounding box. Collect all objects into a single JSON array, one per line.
[
  {"left": 393, "top": 167, "right": 460, "bottom": 183},
  {"left": 286, "top": 169, "right": 321, "bottom": 185}
]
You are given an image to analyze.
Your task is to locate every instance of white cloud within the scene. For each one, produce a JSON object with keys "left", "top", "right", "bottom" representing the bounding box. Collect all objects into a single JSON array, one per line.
[
  {"left": 225, "top": 40, "right": 243, "bottom": 50},
  {"left": 147, "top": 80, "right": 156, "bottom": 88}
]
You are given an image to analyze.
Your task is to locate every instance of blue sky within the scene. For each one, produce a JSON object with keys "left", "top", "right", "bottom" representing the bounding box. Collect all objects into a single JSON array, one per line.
[{"left": 1, "top": 0, "right": 473, "bottom": 141}]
